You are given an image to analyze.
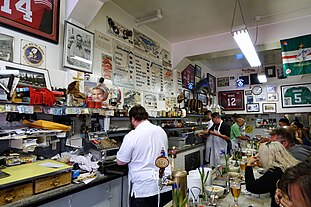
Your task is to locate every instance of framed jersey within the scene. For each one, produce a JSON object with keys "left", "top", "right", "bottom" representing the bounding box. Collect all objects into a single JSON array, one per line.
[
  {"left": 218, "top": 90, "right": 244, "bottom": 111},
  {"left": 0, "top": 0, "right": 60, "bottom": 43},
  {"left": 281, "top": 83, "right": 311, "bottom": 108}
]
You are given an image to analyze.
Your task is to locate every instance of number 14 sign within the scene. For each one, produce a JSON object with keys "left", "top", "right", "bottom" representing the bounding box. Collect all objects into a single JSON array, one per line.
[
  {"left": 0, "top": 0, "right": 60, "bottom": 43},
  {"left": 218, "top": 90, "right": 245, "bottom": 111}
]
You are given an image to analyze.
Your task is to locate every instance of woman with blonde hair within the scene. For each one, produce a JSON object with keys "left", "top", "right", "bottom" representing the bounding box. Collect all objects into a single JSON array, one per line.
[{"left": 245, "top": 141, "right": 300, "bottom": 207}]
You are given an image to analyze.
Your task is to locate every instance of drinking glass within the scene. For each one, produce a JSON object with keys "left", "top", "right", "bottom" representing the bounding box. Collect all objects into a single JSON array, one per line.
[
  {"left": 230, "top": 180, "right": 241, "bottom": 207},
  {"left": 239, "top": 160, "right": 247, "bottom": 174}
]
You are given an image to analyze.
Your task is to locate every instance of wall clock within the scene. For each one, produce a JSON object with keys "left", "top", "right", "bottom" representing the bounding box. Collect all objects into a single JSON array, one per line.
[{"left": 252, "top": 86, "right": 262, "bottom": 95}]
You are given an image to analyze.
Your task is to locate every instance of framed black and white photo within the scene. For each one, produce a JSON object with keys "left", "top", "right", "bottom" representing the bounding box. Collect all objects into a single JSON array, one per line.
[
  {"left": 262, "top": 103, "right": 276, "bottom": 113},
  {"left": 281, "top": 83, "right": 311, "bottom": 108},
  {"left": 246, "top": 103, "right": 260, "bottom": 112},
  {"left": 207, "top": 73, "right": 216, "bottom": 95},
  {"left": 195, "top": 65, "right": 202, "bottom": 78},
  {"left": 217, "top": 77, "right": 229, "bottom": 87},
  {"left": 0, "top": 33, "right": 14, "bottom": 62},
  {"left": 63, "top": 21, "right": 94, "bottom": 73},
  {"left": 265, "top": 66, "right": 276, "bottom": 78}
]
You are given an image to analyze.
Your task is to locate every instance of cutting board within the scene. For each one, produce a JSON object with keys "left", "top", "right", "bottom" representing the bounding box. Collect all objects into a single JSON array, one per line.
[{"left": 0, "top": 159, "right": 72, "bottom": 187}]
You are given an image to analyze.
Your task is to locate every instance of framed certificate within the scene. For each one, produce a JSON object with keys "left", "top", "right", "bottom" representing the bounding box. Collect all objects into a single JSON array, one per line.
[
  {"left": 0, "top": 0, "right": 60, "bottom": 43},
  {"left": 281, "top": 83, "right": 311, "bottom": 108},
  {"left": 218, "top": 90, "right": 244, "bottom": 111}
]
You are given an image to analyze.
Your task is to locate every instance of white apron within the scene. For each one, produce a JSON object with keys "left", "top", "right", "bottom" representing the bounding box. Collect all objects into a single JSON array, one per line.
[{"left": 205, "top": 121, "right": 228, "bottom": 167}]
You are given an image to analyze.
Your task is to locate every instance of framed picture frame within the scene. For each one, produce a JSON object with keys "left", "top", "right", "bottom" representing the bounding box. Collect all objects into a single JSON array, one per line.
[
  {"left": 1, "top": 60, "right": 51, "bottom": 90},
  {"left": 20, "top": 39, "right": 46, "bottom": 69},
  {"left": 207, "top": 73, "right": 216, "bottom": 95},
  {"left": 197, "top": 93, "right": 207, "bottom": 105},
  {"left": 184, "top": 90, "right": 190, "bottom": 99},
  {"left": 247, "top": 96, "right": 254, "bottom": 104},
  {"left": 0, "top": 0, "right": 60, "bottom": 43},
  {"left": 262, "top": 103, "right": 276, "bottom": 113},
  {"left": 265, "top": 66, "right": 276, "bottom": 78},
  {"left": 277, "top": 67, "right": 286, "bottom": 79},
  {"left": 0, "top": 33, "right": 14, "bottom": 62},
  {"left": 266, "top": 85, "right": 277, "bottom": 93},
  {"left": 217, "top": 77, "right": 229, "bottom": 87},
  {"left": 245, "top": 90, "right": 252, "bottom": 96},
  {"left": 267, "top": 93, "right": 278, "bottom": 101},
  {"left": 246, "top": 103, "right": 260, "bottom": 112},
  {"left": 63, "top": 21, "right": 94, "bottom": 73},
  {"left": 195, "top": 65, "right": 202, "bottom": 78},
  {"left": 182, "top": 64, "right": 195, "bottom": 90},
  {"left": 218, "top": 90, "right": 244, "bottom": 111},
  {"left": 281, "top": 83, "right": 311, "bottom": 108}
]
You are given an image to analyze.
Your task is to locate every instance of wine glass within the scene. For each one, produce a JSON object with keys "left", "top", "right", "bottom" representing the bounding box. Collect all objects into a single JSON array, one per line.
[{"left": 230, "top": 180, "right": 241, "bottom": 207}]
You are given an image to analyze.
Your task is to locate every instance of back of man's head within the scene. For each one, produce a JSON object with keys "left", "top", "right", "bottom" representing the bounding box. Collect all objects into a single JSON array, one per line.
[
  {"left": 270, "top": 127, "right": 295, "bottom": 146},
  {"left": 279, "top": 117, "right": 290, "bottom": 126},
  {"left": 129, "top": 105, "right": 148, "bottom": 121}
]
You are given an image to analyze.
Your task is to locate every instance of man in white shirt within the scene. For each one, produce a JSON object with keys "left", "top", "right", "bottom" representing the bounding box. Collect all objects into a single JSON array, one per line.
[{"left": 117, "top": 105, "right": 172, "bottom": 207}]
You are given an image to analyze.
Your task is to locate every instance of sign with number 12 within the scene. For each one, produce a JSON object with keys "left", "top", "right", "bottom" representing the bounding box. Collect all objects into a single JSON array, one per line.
[
  {"left": 0, "top": 0, "right": 60, "bottom": 43},
  {"left": 218, "top": 90, "right": 245, "bottom": 111}
]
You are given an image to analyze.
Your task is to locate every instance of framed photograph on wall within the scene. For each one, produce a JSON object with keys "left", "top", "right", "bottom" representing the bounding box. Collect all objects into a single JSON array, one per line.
[
  {"left": 217, "top": 77, "right": 229, "bottom": 87},
  {"left": 197, "top": 93, "right": 207, "bottom": 105},
  {"left": 262, "top": 103, "right": 276, "bottom": 113},
  {"left": 0, "top": 0, "right": 60, "bottom": 43},
  {"left": 195, "top": 65, "right": 202, "bottom": 78},
  {"left": 218, "top": 90, "right": 244, "bottom": 111},
  {"left": 0, "top": 33, "right": 14, "bottom": 62},
  {"left": 20, "top": 39, "right": 46, "bottom": 69},
  {"left": 207, "top": 73, "right": 216, "bottom": 95},
  {"left": 184, "top": 90, "right": 190, "bottom": 99},
  {"left": 265, "top": 66, "right": 276, "bottom": 78},
  {"left": 63, "top": 21, "right": 94, "bottom": 73},
  {"left": 267, "top": 93, "right": 278, "bottom": 101},
  {"left": 246, "top": 103, "right": 260, "bottom": 112},
  {"left": 281, "top": 83, "right": 311, "bottom": 108},
  {"left": 245, "top": 90, "right": 252, "bottom": 96},
  {"left": 182, "top": 64, "right": 195, "bottom": 90},
  {"left": 2, "top": 61, "right": 51, "bottom": 90}
]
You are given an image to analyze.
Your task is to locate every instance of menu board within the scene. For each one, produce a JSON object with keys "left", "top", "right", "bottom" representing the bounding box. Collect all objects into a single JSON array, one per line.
[
  {"left": 218, "top": 90, "right": 245, "bottom": 111},
  {"left": 134, "top": 54, "right": 150, "bottom": 91},
  {"left": 112, "top": 44, "right": 134, "bottom": 88},
  {"left": 150, "top": 62, "right": 163, "bottom": 93}
]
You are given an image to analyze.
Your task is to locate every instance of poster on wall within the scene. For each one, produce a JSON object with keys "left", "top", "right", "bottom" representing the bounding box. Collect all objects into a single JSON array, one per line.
[
  {"left": 107, "top": 17, "right": 133, "bottom": 45},
  {"left": 0, "top": 0, "right": 60, "bottom": 43},
  {"left": 149, "top": 61, "right": 163, "bottom": 93},
  {"left": 144, "top": 92, "right": 157, "bottom": 109},
  {"left": 21, "top": 39, "right": 46, "bottom": 69},
  {"left": 182, "top": 64, "right": 195, "bottom": 90},
  {"left": 112, "top": 43, "right": 134, "bottom": 88},
  {"left": 159, "top": 48, "right": 171, "bottom": 68},
  {"left": 123, "top": 88, "right": 142, "bottom": 108},
  {"left": 134, "top": 53, "right": 150, "bottom": 91},
  {"left": 281, "top": 83, "right": 311, "bottom": 108},
  {"left": 163, "top": 68, "right": 174, "bottom": 96},
  {"left": 95, "top": 30, "right": 112, "bottom": 53},
  {"left": 133, "top": 29, "right": 160, "bottom": 58},
  {"left": 218, "top": 90, "right": 244, "bottom": 111},
  {"left": 102, "top": 54, "right": 112, "bottom": 79}
]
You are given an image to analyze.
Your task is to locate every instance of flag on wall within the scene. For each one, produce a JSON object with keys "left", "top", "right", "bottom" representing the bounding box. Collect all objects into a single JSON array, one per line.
[{"left": 280, "top": 34, "right": 311, "bottom": 76}]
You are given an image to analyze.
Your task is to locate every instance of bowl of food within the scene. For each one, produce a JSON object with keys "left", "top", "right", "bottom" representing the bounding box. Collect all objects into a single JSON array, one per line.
[{"left": 205, "top": 185, "right": 226, "bottom": 197}]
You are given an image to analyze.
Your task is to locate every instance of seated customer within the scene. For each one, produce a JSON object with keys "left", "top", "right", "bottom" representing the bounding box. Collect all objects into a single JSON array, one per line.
[
  {"left": 279, "top": 117, "right": 290, "bottom": 127},
  {"left": 291, "top": 121, "right": 311, "bottom": 146},
  {"left": 275, "top": 161, "right": 311, "bottom": 207},
  {"left": 270, "top": 128, "right": 311, "bottom": 161},
  {"left": 245, "top": 141, "right": 300, "bottom": 207}
]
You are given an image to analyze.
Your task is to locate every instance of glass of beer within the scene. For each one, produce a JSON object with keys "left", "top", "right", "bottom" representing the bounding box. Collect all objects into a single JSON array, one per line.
[
  {"left": 230, "top": 180, "right": 241, "bottom": 207},
  {"left": 240, "top": 160, "right": 247, "bottom": 174}
]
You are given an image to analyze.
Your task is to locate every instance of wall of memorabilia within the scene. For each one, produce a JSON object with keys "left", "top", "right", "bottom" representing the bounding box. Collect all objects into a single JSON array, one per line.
[{"left": 215, "top": 67, "right": 311, "bottom": 114}]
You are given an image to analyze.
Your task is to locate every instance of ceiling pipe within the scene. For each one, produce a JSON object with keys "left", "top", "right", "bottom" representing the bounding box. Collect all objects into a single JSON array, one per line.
[{"left": 135, "top": 9, "right": 163, "bottom": 27}]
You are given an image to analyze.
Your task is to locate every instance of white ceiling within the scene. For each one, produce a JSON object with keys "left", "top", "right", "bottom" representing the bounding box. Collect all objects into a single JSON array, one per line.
[{"left": 110, "top": 0, "right": 311, "bottom": 71}]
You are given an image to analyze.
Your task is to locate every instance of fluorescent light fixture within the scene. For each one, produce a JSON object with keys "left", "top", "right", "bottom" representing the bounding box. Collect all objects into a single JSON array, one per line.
[
  {"left": 70, "top": 56, "right": 92, "bottom": 65},
  {"left": 136, "top": 9, "right": 162, "bottom": 27},
  {"left": 257, "top": 74, "right": 267, "bottom": 83},
  {"left": 233, "top": 29, "right": 261, "bottom": 67}
]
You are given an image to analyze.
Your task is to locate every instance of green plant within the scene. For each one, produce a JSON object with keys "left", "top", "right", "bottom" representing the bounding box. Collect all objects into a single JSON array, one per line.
[
  {"left": 173, "top": 183, "right": 188, "bottom": 207},
  {"left": 198, "top": 164, "right": 209, "bottom": 201}
]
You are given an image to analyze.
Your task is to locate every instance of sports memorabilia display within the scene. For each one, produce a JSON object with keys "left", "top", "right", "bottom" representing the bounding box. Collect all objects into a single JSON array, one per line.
[
  {"left": 218, "top": 90, "right": 244, "bottom": 111},
  {"left": 0, "top": 0, "right": 60, "bottom": 43},
  {"left": 281, "top": 83, "right": 311, "bottom": 107}
]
